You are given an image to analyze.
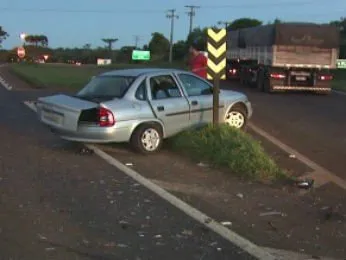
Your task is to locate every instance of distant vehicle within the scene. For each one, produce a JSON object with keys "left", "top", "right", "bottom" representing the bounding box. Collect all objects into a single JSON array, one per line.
[
  {"left": 226, "top": 23, "right": 340, "bottom": 94},
  {"left": 36, "top": 68, "right": 253, "bottom": 154}
]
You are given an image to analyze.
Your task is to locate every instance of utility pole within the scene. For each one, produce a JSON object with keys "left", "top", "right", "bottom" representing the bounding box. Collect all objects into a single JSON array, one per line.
[
  {"left": 166, "top": 9, "right": 179, "bottom": 63},
  {"left": 185, "top": 5, "right": 200, "bottom": 34},
  {"left": 133, "top": 35, "right": 141, "bottom": 49},
  {"left": 218, "top": 21, "right": 230, "bottom": 30}
]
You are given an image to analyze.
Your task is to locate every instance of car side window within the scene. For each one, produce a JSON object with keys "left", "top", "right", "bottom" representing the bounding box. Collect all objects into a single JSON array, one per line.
[
  {"left": 149, "top": 75, "right": 182, "bottom": 100},
  {"left": 135, "top": 80, "right": 147, "bottom": 101},
  {"left": 178, "top": 74, "right": 212, "bottom": 96}
]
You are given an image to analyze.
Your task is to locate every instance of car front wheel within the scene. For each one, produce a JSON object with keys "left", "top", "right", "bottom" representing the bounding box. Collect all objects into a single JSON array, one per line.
[
  {"left": 130, "top": 123, "right": 163, "bottom": 154},
  {"left": 224, "top": 104, "right": 247, "bottom": 130}
]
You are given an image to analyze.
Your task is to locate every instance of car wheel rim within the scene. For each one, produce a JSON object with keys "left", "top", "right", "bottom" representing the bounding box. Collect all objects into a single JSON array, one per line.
[
  {"left": 225, "top": 111, "right": 245, "bottom": 128},
  {"left": 141, "top": 128, "right": 160, "bottom": 151}
]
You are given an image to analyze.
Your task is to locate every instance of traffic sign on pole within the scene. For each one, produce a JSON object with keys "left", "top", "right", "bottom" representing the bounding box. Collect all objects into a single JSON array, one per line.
[
  {"left": 132, "top": 50, "right": 150, "bottom": 61},
  {"left": 336, "top": 59, "right": 346, "bottom": 69},
  {"left": 17, "top": 47, "right": 26, "bottom": 59},
  {"left": 207, "top": 28, "right": 227, "bottom": 125}
]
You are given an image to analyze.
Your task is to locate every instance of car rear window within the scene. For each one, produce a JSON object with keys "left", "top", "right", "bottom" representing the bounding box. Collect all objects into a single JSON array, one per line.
[{"left": 76, "top": 75, "right": 136, "bottom": 100}]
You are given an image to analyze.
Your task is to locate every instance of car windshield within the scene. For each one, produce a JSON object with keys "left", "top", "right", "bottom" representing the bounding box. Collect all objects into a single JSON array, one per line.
[{"left": 76, "top": 75, "right": 135, "bottom": 101}]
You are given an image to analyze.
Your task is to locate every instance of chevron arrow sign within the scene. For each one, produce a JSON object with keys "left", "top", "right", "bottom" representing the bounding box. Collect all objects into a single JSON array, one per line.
[{"left": 207, "top": 28, "right": 227, "bottom": 80}]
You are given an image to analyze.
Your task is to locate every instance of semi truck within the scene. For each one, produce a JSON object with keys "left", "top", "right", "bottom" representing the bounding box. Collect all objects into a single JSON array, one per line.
[{"left": 226, "top": 23, "right": 340, "bottom": 94}]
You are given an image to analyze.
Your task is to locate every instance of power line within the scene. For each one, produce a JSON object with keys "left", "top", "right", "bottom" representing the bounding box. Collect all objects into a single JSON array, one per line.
[
  {"left": 166, "top": 9, "right": 179, "bottom": 63},
  {"left": 0, "top": 7, "right": 164, "bottom": 14},
  {"left": 185, "top": 5, "right": 200, "bottom": 35},
  {"left": 218, "top": 21, "right": 230, "bottom": 29},
  {"left": 0, "top": 1, "right": 331, "bottom": 14},
  {"left": 133, "top": 35, "right": 142, "bottom": 48}
]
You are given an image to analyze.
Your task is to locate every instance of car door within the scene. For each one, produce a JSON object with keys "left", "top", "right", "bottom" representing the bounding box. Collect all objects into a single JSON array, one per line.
[
  {"left": 146, "top": 73, "right": 190, "bottom": 137},
  {"left": 175, "top": 73, "right": 224, "bottom": 125}
]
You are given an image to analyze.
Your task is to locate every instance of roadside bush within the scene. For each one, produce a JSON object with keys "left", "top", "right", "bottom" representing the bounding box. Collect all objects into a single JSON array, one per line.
[{"left": 170, "top": 124, "right": 286, "bottom": 182}]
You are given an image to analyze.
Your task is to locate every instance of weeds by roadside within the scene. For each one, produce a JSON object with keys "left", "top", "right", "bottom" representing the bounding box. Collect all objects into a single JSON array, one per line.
[{"left": 170, "top": 124, "right": 288, "bottom": 182}]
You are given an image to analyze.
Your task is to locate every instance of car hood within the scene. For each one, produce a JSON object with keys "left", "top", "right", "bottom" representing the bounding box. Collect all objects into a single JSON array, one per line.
[{"left": 220, "top": 89, "right": 247, "bottom": 100}]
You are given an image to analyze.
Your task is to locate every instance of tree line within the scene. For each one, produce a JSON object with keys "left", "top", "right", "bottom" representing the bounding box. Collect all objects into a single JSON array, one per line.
[{"left": 0, "top": 17, "right": 345, "bottom": 63}]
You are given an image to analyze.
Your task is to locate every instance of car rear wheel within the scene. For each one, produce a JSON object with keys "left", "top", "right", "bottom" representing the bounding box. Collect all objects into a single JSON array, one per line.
[
  {"left": 224, "top": 104, "right": 247, "bottom": 130},
  {"left": 130, "top": 123, "right": 163, "bottom": 154}
]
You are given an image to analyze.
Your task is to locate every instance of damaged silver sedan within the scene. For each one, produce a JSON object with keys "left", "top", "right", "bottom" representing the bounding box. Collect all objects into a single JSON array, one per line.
[{"left": 36, "top": 68, "right": 253, "bottom": 153}]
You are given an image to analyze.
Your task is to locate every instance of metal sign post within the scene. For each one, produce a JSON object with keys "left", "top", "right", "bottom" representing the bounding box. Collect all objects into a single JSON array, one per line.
[{"left": 207, "top": 28, "right": 227, "bottom": 125}]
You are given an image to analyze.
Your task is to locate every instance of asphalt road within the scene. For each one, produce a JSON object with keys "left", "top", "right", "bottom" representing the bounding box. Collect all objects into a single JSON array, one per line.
[
  {"left": 222, "top": 81, "right": 346, "bottom": 179},
  {"left": 0, "top": 87, "right": 256, "bottom": 259}
]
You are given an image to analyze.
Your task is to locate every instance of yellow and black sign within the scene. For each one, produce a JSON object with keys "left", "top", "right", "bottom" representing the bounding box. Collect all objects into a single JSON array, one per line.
[{"left": 207, "top": 28, "right": 227, "bottom": 80}]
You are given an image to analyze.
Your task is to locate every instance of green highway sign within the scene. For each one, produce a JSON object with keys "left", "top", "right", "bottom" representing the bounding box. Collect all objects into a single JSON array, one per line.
[
  {"left": 336, "top": 59, "right": 346, "bottom": 69},
  {"left": 132, "top": 50, "right": 150, "bottom": 61}
]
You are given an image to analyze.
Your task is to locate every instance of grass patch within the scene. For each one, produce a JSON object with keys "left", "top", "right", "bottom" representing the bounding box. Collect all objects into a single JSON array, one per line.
[
  {"left": 9, "top": 62, "right": 186, "bottom": 91},
  {"left": 170, "top": 124, "right": 287, "bottom": 182},
  {"left": 10, "top": 63, "right": 103, "bottom": 90}
]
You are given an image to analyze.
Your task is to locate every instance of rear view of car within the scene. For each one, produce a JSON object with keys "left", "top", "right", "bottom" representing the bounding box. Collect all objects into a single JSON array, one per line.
[{"left": 36, "top": 75, "right": 136, "bottom": 143}]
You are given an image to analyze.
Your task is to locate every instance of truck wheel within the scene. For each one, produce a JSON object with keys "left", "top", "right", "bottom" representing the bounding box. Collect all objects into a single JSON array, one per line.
[
  {"left": 130, "top": 123, "right": 163, "bottom": 154},
  {"left": 263, "top": 77, "right": 273, "bottom": 93},
  {"left": 256, "top": 70, "right": 264, "bottom": 91}
]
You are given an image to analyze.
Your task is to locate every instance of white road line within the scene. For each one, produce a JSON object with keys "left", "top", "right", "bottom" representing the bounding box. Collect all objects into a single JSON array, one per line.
[
  {"left": 23, "top": 101, "right": 276, "bottom": 259},
  {"left": 248, "top": 122, "right": 346, "bottom": 190},
  {"left": 87, "top": 144, "right": 276, "bottom": 260},
  {"left": 0, "top": 76, "right": 12, "bottom": 90}
]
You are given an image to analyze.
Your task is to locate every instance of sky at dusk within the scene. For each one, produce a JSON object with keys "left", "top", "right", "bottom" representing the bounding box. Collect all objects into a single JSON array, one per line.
[{"left": 1, "top": 0, "right": 345, "bottom": 49}]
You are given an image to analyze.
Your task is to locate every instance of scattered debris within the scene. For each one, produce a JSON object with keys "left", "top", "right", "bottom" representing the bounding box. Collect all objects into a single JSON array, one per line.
[
  {"left": 296, "top": 179, "right": 314, "bottom": 189},
  {"left": 259, "top": 211, "right": 283, "bottom": 217},
  {"left": 209, "top": 242, "right": 218, "bottom": 247},
  {"left": 182, "top": 229, "right": 193, "bottom": 236},
  {"left": 221, "top": 221, "right": 232, "bottom": 226},
  {"left": 236, "top": 193, "right": 244, "bottom": 199},
  {"left": 119, "top": 220, "right": 129, "bottom": 230},
  {"left": 78, "top": 147, "right": 94, "bottom": 155},
  {"left": 154, "top": 234, "right": 162, "bottom": 239},
  {"left": 204, "top": 217, "right": 212, "bottom": 224},
  {"left": 289, "top": 154, "right": 296, "bottom": 159},
  {"left": 37, "top": 234, "right": 47, "bottom": 241},
  {"left": 197, "top": 162, "right": 209, "bottom": 167},
  {"left": 268, "top": 221, "right": 277, "bottom": 231},
  {"left": 125, "top": 163, "right": 133, "bottom": 166},
  {"left": 104, "top": 242, "right": 117, "bottom": 248}
]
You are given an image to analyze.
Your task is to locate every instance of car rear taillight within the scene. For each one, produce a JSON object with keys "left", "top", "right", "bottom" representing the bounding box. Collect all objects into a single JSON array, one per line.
[
  {"left": 270, "top": 73, "right": 286, "bottom": 79},
  {"left": 229, "top": 69, "right": 237, "bottom": 74},
  {"left": 98, "top": 107, "right": 115, "bottom": 127},
  {"left": 318, "top": 75, "right": 333, "bottom": 81}
]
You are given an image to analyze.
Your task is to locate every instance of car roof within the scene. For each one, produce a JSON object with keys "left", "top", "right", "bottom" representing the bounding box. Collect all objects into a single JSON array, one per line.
[{"left": 100, "top": 68, "right": 187, "bottom": 77}]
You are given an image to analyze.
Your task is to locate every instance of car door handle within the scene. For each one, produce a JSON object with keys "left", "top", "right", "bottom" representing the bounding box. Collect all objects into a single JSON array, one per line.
[
  {"left": 191, "top": 100, "right": 198, "bottom": 106},
  {"left": 157, "top": 106, "right": 164, "bottom": 111}
]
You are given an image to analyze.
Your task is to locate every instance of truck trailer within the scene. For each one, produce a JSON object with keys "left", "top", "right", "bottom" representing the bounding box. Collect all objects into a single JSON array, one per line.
[{"left": 226, "top": 23, "right": 340, "bottom": 94}]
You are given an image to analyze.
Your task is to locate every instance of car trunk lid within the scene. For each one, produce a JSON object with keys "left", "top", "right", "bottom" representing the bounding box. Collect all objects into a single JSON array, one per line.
[{"left": 37, "top": 94, "right": 99, "bottom": 131}]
